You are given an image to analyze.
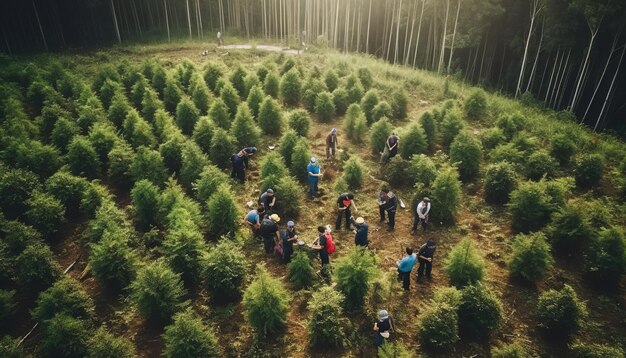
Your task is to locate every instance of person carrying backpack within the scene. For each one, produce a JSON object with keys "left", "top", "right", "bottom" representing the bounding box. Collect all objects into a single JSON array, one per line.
[
  {"left": 373, "top": 309, "right": 393, "bottom": 348},
  {"left": 259, "top": 214, "right": 281, "bottom": 255},
  {"left": 310, "top": 225, "right": 335, "bottom": 279},
  {"left": 417, "top": 239, "right": 436, "bottom": 282}
]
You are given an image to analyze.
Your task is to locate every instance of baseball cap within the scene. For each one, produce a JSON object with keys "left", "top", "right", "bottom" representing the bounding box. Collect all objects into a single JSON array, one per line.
[
  {"left": 287, "top": 221, "right": 295, "bottom": 227},
  {"left": 310, "top": 157, "right": 317, "bottom": 163},
  {"left": 266, "top": 188, "right": 274, "bottom": 194},
  {"left": 378, "top": 309, "right": 389, "bottom": 320},
  {"left": 270, "top": 214, "right": 280, "bottom": 222}
]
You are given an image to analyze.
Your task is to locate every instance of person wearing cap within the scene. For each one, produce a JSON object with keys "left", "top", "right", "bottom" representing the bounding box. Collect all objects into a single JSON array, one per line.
[
  {"left": 281, "top": 221, "right": 298, "bottom": 263},
  {"left": 310, "top": 226, "right": 331, "bottom": 279},
  {"left": 417, "top": 239, "right": 437, "bottom": 282},
  {"left": 373, "top": 309, "right": 393, "bottom": 347},
  {"left": 258, "top": 188, "right": 276, "bottom": 214},
  {"left": 412, "top": 197, "right": 431, "bottom": 234},
  {"left": 335, "top": 192, "right": 357, "bottom": 230},
  {"left": 243, "top": 206, "right": 266, "bottom": 237},
  {"left": 378, "top": 188, "right": 397, "bottom": 230},
  {"left": 259, "top": 213, "right": 281, "bottom": 255},
  {"left": 231, "top": 146, "right": 257, "bottom": 182},
  {"left": 350, "top": 216, "right": 369, "bottom": 247},
  {"left": 396, "top": 247, "right": 417, "bottom": 291},
  {"left": 307, "top": 157, "right": 322, "bottom": 199},
  {"left": 325, "top": 128, "right": 338, "bottom": 159}
]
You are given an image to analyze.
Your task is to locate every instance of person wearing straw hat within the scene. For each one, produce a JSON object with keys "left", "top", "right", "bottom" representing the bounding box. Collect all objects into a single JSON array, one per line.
[
  {"left": 259, "top": 213, "right": 281, "bottom": 255},
  {"left": 350, "top": 216, "right": 369, "bottom": 248},
  {"left": 411, "top": 197, "right": 431, "bottom": 234},
  {"left": 281, "top": 220, "right": 298, "bottom": 263},
  {"left": 307, "top": 157, "right": 322, "bottom": 199},
  {"left": 325, "top": 128, "right": 338, "bottom": 159},
  {"left": 373, "top": 309, "right": 393, "bottom": 347}
]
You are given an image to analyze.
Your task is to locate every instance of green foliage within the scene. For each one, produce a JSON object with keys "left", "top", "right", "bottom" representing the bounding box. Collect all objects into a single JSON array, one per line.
[
  {"left": 279, "top": 129, "right": 299, "bottom": 168},
  {"left": 335, "top": 247, "right": 378, "bottom": 310},
  {"left": 430, "top": 167, "right": 462, "bottom": 225},
  {"left": 33, "top": 277, "right": 94, "bottom": 322},
  {"left": 141, "top": 88, "right": 162, "bottom": 123},
  {"left": 209, "top": 127, "right": 237, "bottom": 169},
  {"left": 279, "top": 68, "right": 302, "bottom": 106},
  {"left": 332, "top": 87, "right": 349, "bottom": 116},
  {"left": 449, "top": 131, "right": 482, "bottom": 182},
  {"left": 230, "top": 102, "right": 261, "bottom": 148},
  {"left": 203, "top": 63, "right": 223, "bottom": 93},
  {"left": 77, "top": 97, "right": 105, "bottom": 131},
  {"left": 244, "top": 72, "right": 260, "bottom": 97},
  {"left": 342, "top": 156, "right": 365, "bottom": 189},
  {"left": 420, "top": 111, "right": 437, "bottom": 150},
  {"left": 41, "top": 314, "right": 89, "bottom": 358},
  {"left": 45, "top": 171, "right": 89, "bottom": 216},
  {"left": 108, "top": 93, "right": 131, "bottom": 128},
  {"left": 0, "top": 168, "right": 40, "bottom": 219},
  {"left": 464, "top": 89, "right": 488, "bottom": 120},
  {"left": 441, "top": 110, "right": 465, "bottom": 148},
  {"left": 458, "top": 284, "right": 502, "bottom": 339},
  {"left": 203, "top": 239, "right": 246, "bottom": 302},
  {"left": 246, "top": 85, "right": 264, "bottom": 119},
  {"left": 372, "top": 101, "right": 393, "bottom": 123},
  {"left": 409, "top": 154, "right": 437, "bottom": 187},
  {"left": 536, "top": 285, "right": 587, "bottom": 339},
  {"left": 220, "top": 82, "right": 240, "bottom": 119},
  {"left": 370, "top": 117, "right": 393, "bottom": 155},
  {"left": 263, "top": 70, "right": 280, "bottom": 98},
  {"left": 229, "top": 66, "right": 247, "bottom": 99},
  {"left": 508, "top": 232, "right": 553, "bottom": 282},
  {"left": 570, "top": 343, "right": 625, "bottom": 358},
  {"left": 131, "top": 179, "right": 160, "bottom": 228},
  {"left": 89, "top": 229, "right": 136, "bottom": 290},
  {"left": 585, "top": 227, "right": 626, "bottom": 290},
  {"left": 346, "top": 75, "right": 364, "bottom": 104},
  {"left": 302, "top": 79, "right": 327, "bottom": 112},
  {"left": 123, "top": 109, "right": 157, "bottom": 149},
  {"left": 208, "top": 97, "right": 231, "bottom": 129},
  {"left": 163, "top": 78, "right": 182, "bottom": 114},
  {"left": 50, "top": 117, "right": 79, "bottom": 152},
  {"left": 324, "top": 70, "right": 339, "bottom": 92},
  {"left": 131, "top": 260, "right": 185, "bottom": 323},
  {"left": 192, "top": 116, "right": 214, "bottom": 154},
  {"left": 192, "top": 81, "right": 211, "bottom": 115},
  {"left": 15, "top": 243, "right": 61, "bottom": 292},
  {"left": 243, "top": 265, "right": 290, "bottom": 336},
  {"left": 344, "top": 103, "right": 361, "bottom": 139},
  {"left": 419, "top": 303, "right": 459, "bottom": 351},
  {"left": 445, "top": 238, "right": 485, "bottom": 287},
  {"left": 383, "top": 156, "right": 410, "bottom": 187},
  {"left": 482, "top": 127, "right": 507, "bottom": 150},
  {"left": 308, "top": 286, "right": 349, "bottom": 348},
  {"left": 496, "top": 112, "right": 525, "bottom": 140},
  {"left": 287, "top": 109, "right": 310, "bottom": 137},
  {"left": 206, "top": 184, "right": 240, "bottom": 240},
  {"left": 164, "top": 210, "right": 205, "bottom": 286},
  {"left": 25, "top": 191, "right": 64, "bottom": 237},
  {"left": 129, "top": 146, "right": 167, "bottom": 186},
  {"left": 258, "top": 96, "right": 283, "bottom": 135},
  {"left": 489, "top": 143, "right": 524, "bottom": 167},
  {"left": 551, "top": 134, "right": 576, "bottom": 165},
  {"left": 67, "top": 136, "right": 101, "bottom": 179},
  {"left": 315, "top": 91, "right": 335, "bottom": 123},
  {"left": 163, "top": 309, "right": 219, "bottom": 358},
  {"left": 484, "top": 162, "right": 517, "bottom": 204},
  {"left": 179, "top": 141, "right": 209, "bottom": 189},
  {"left": 151, "top": 66, "right": 168, "bottom": 96},
  {"left": 0, "top": 290, "right": 16, "bottom": 324},
  {"left": 491, "top": 343, "right": 527, "bottom": 358},
  {"left": 88, "top": 328, "right": 136, "bottom": 358},
  {"left": 108, "top": 141, "right": 135, "bottom": 189},
  {"left": 356, "top": 68, "right": 373, "bottom": 90},
  {"left": 130, "top": 75, "right": 148, "bottom": 110},
  {"left": 361, "top": 89, "right": 380, "bottom": 124},
  {"left": 175, "top": 97, "right": 200, "bottom": 135},
  {"left": 287, "top": 251, "right": 315, "bottom": 290},
  {"left": 290, "top": 139, "right": 311, "bottom": 182},
  {"left": 193, "top": 165, "right": 230, "bottom": 203},
  {"left": 391, "top": 88, "right": 408, "bottom": 119},
  {"left": 525, "top": 151, "right": 557, "bottom": 181},
  {"left": 549, "top": 205, "right": 594, "bottom": 253},
  {"left": 400, "top": 123, "right": 427, "bottom": 159},
  {"left": 510, "top": 180, "right": 559, "bottom": 233},
  {"left": 88, "top": 122, "right": 119, "bottom": 165},
  {"left": 574, "top": 154, "right": 604, "bottom": 189},
  {"left": 378, "top": 341, "right": 412, "bottom": 358},
  {"left": 0, "top": 219, "right": 41, "bottom": 256}
]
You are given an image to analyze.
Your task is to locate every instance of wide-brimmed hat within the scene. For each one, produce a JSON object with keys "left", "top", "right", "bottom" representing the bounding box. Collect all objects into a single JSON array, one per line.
[
  {"left": 378, "top": 309, "right": 389, "bottom": 320},
  {"left": 270, "top": 214, "right": 280, "bottom": 222},
  {"left": 355, "top": 217, "right": 365, "bottom": 225}
]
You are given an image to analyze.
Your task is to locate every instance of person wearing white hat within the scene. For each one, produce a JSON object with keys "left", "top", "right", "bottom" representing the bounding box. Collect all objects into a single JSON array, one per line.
[
  {"left": 350, "top": 216, "right": 369, "bottom": 247},
  {"left": 259, "top": 213, "right": 281, "bottom": 255},
  {"left": 411, "top": 197, "right": 431, "bottom": 234},
  {"left": 281, "top": 220, "right": 298, "bottom": 263},
  {"left": 307, "top": 157, "right": 322, "bottom": 199},
  {"left": 373, "top": 309, "right": 393, "bottom": 347},
  {"left": 325, "top": 128, "right": 338, "bottom": 159}
]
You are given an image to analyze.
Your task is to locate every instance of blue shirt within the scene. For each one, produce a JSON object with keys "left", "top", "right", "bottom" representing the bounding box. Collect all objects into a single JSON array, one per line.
[
  {"left": 307, "top": 163, "right": 319, "bottom": 182},
  {"left": 397, "top": 254, "right": 417, "bottom": 273},
  {"left": 245, "top": 210, "right": 260, "bottom": 224}
]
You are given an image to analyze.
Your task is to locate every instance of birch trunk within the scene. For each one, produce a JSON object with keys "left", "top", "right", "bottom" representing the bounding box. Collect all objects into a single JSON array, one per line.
[
  {"left": 526, "top": 18, "right": 544, "bottom": 93},
  {"left": 32, "top": 0, "right": 48, "bottom": 51},
  {"left": 583, "top": 35, "right": 619, "bottom": 121},
  {"left": 394, "top": 0, "right": 403, "bottom": 64},
  {"left": 595, "top": 39, "right": 626, "bottom": 131},
  {"left": 163, "top": 0, "right": 170, "bottom": 42},
  {"left": 111, "top": 0, "right": 121, "bottom": 44},
  {"left": 447, "top": 0, "right": 461, "bottom": 73},
  {"left": 412, "top": 0, "right": 425, "bottom": 67},
  {"left": 437, "top": 0, "right": 450, "bottom": 73},
  {"left": 570, "top": 26, "right": 600, "bottom": 111},
  {"left": 366, "top": 0, "right": 372, "bottom": 54},
  {"left": 516, "top": 0, "right": 541, "bottom": 98}
]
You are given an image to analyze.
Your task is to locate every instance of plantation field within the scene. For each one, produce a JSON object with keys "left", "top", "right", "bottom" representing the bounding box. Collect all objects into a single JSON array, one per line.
[{"left": 0, "top": 41, "right": 625, "bottom": 357}]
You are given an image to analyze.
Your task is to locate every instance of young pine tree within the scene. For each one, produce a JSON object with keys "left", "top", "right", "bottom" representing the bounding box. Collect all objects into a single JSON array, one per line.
[
  {"left": 263, "top": 70, "right": 280, "bottom": 98},
  {"left": 464, "top": 89, "right": 488, "bottom": 120},
  {"left": 163, "top": 309, "right": 219, "bottom": 358},
  {"left": 508, "top": 232, "right": 553, "bottom": 282},
  {"left": 192, "top": 116, "right": 215, "bottom": 154},
  {"left": 315, "top": 91, "right": 336, "bottom": 123},
  {"left": 369, "top": 117, "right": 393, "bottom": 156},
  {"left": 509, "top": 181, "right": 555, "bottom": 233},
  {"left": 418, "top": 302, "right": 459, "bottom": 351},
  {"left": 279, "top": 68, "right": 302, "bottom": 106},
  {"left": 586, "top": 227, "right": 626, "bottom": 290},
  {"left": 163, "top": 78, "right": 182, "bottom": 114},
  {"left": 15, "top": 243, "right": 62, "bottom": 293},
  {"left": 208, "top": 97, "right": 231, "bottom": 129},
  {"left": 246, "top": 85, "right": 265, "bottom": 119},
  {"left": 258, "top": 96, "right": 283, "bottom": 135},
  {"left": 230, "top": 102, "right": 261, "bottom": 148},
  {"left": 175, "top": 97, "right": 200, "bottom": 135},
  {"left": 220, "top": 82, "right": 240, "bottom": 118},
  {"left": 203, "top": 239, "right": 246, "bottom": 302},
  {"left": 391, "top": 88, "right": 408, "bottom": 120},
  {"left": 131, "top": 179, "right": 160, "bottom": 229},
  {"left": 131, "top": 260, "right": 185, "bottom": 323},
  {"left": 205, "top": 184, "right": 240, "bottom": 240},
  {"left": 179, "top": 141, "right": 209, "bottom": 190},
  {"left": 229, "top": 66, "right": 247, "bottom": 99},
  {"left": 308, "top": 286, "right": 350, "bottom": 348},
  {"left": 33, "top": 277, "right": 94, "bottom": 322},
  {"left": 335, "top": 247, "right": 378, "bottom": 310},
  {"left": 209, "top": 128, "right": 237, "bottom": 169},
  {"left": 290, "top": 139, "right": 311, "bottom": 182},
  {"left": 445, "top": 238, "right": 485, "bottom": 287},
  {"left": 441, "top": 110, "right": 465, "bottom": 148},
  {"left": 88, "top": 328, "right": 136, "bottom": 358},
  {"left": 25, "top": 191, "right": 64, "bottom": 237},
  {"left": 287, "top": 251, "right": 315, "bottom": 290},
  {"left": 89, "top": 228, "right": 137, "bottom": 291},
  {"left": 194, "top": 165, "right": 230, "bottom": 203},
  {"left": 536, "top": 285, "right": 587, "bottom": 340},
  {"left": 243, "top": 265, "right": 290, "bottom": 337},
  {"left": 430, "top": 167, "right": 462, "bottom": 225},
  {"left": 342, "top": 156, "right": 365, "bottom": 189},
  {"left": 574, "top": 154, "right": 604, "bottom": 189},
  {"left": 279, "top": 129, "right": 299, "bottom": 168},
  {"left": 41, "top": 314, "right": 89, "bottom": 358},
  {"left": 287, "top": 109, "right": 310, "bottom": 137},
  {"left": 332, "top": 88, "right": 349, "bottom": 116},
  {"left": 203, "top": 63, "right": 223, "bottom": 94},
  {"left": 449, "top": 131, "right": 482, "bottom": 182},
  {"left": 458, "top": 284, "right": 503, "bottom": 340},
  {"left": 129, "top": 146, "right": 167, "bottom": 186},
  {"left": 400, "top": 123, "right": 427, "bottom": 160}
]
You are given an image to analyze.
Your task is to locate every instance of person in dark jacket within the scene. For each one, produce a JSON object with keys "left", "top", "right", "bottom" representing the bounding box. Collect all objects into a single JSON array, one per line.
[
  {"left": 373, "top": 309, "right": 392, "bottom": 347},
  {"left": 326, "top": 128, "right": 338, "bottom": 159},
  {"left": 282, "top": 220, "right": 298, "bottom": 263},
  {"left": 258, "top": 188, "right": 276, "bottom": 214},
  {"left": 259, "top": 214, "right": 281, "bottom": 254},
  {"left": 336, "top": 192, "right": 357, "bottom": 230},
  {"left": 350, "top": 216, "right": 369, "bottom": 247},
  {"left": 417, "top": 239, "right": 436, "bottom": 282},
  {"left": 310, "top": 226, "right": 331, "bottom": 280},
  {"left": 231, "top": 147, "right": 257, "bottom": 182},
  {"left": 378, "top": 188, "right": 397, "bottom": 230}
]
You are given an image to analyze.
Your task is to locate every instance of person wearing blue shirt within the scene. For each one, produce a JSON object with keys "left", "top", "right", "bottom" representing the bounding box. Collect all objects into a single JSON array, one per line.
[
  {"left": 396, "top": 247, "right": 417, "bottom": 291},
  {"left": 307, "top": 157, "right": 322, "bottom": 199},
  {"left": 243, "top": 207, "right": 265, "bottom": 237},
  {"left": 350, "top": 216, "right": 369, "bottom": 247}
]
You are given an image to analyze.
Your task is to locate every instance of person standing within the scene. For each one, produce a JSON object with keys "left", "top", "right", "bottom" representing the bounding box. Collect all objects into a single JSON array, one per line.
[
  {"left": 386, "top": 132, "right": 399, "bottom": 160},
  {"left": 417, "top": 239, "right": 437, "bottom": 282},
  {"left": 258, "top": 188, "right": 276, "bottom": 214},
  {"left": 396, "top": 247, "right": 417, "bottom": 291},
  {"left": 217, "top": 31, "right": 223, "bottom": 46},
  {"left": 379, "top": 188, "right": 397, "bottom": 230},
  {"left": 373, "top": 310, "right": 393, "bottom": 348},
  {"left": 310, "top": 226, "right": 333, "bottom": 280},
  {"left": 307, "top": 157, "right": 322, "bottom": 199},
  {"left": 335, "top": 192, "right": 357, "bottom": 230},
  {"left": 243, "top": 206, "right": 265, "bottom": 237},
  {"left": 282, "top": 221, "right": 298, "bottom": 263},
  {"left": 350, "top": 216, "right": 369, "bottom": 247},
  {"left": 411, "top": 197, "right": 431, "bottom": 234},
  {"left": 259, "top": 214, "right": 281, "bottom": 255},
  {"left": 325, "top": 128, "right": 338, "bottom": 159}
]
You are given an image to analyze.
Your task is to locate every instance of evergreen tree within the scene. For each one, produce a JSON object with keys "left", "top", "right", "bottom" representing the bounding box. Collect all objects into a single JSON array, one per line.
[
  {"left": 335, "top": 247, "right": 378, "bottom": 310},
  {"left": 230, "top": 103, "right": 261, "bottom": 148},
  {"left": 194, "top": 165, "right": 230, "bottom": 203},
  {"left": 324, "top": 70, "right": 339, "bottom": 92},
  {"left": 441, "top": 110, "right": 465, "bottom": 148},
  {"left": 464, "top": 89, "right": 488, "bottom": 120},
  {"left": 315, "top": 91, "right": 335, "bottom": 123},
  {"left": 536, "top": 285, "right": 587, "bottom": 339},
  {"left": 220, "top": 82, "right": 240, "bottom": 118},
  {"left": 164, "top": 209, "right": 206, "bottom": 285},
  {"left": 209, "top": 128, "right": 237, "bottom": 169},
  {"left": 280, "top": 68, "right": 302, "bottom": 106},
  {"left": 342, "top": 157, "right": 365, "bottom": 189},
  {"left": 131, "top": 260, "right": 185, "bottom": 323},
  {"left": 369, "top": 118, "right": 393, "bottom": 156},
  {"left": 290, "top": 139, "right": 311, "bottom": 182},
  {"left": 484, "top": 162, "right": 517, "bottom": 204},
  {"left": 258, "top": 96, "right": 283, "bottom": 135},
  {"left": 33, "top": 277, "right": 94, "bottom": 322},
  {"left": 308, "top": 287, "right": 349, "bottom": 347},
  {"left": 206, "top": 184, "right": 240, "bottom": 240},
  {"left": 229, "top": 66, "right": 247, "bottom": 99},
  {"left": 191, "top": 81, "right": 211, "bottom": 115},
  {"left": 391, "top": 88, "right": 408, "bottom": 119},
  {"left": 400, "top": 123, "right": 427, "bottom": 159},
  {"left": 203, "top": 239, "right": 246, "bottom": 302},
  {"left": 163, "top": 309, "right": 219, "bottom": 358},
  {"left": 449, "top": 131, "right": 482, "bottom": 182},
  {"left": 175, "top": 97, "right": 200, "bottom": 136},
  {"left": 508, "top": 232, "right": 553, "bottom": 282},
  {"left": 203, "top": 63, "right": 223, "bottom": 93},
  {"left": 445, "top": 238, "right": 485, "bottom": 287},
  {"left": 129, "top": 146, "right": 167, "bottom": 186},
  {"left": 243, "top": 265, "right": 290, "bottom": 336},
  {"left": 179, "top": 141, "right": 209, "bottom": 189},
  {"left": 192, "top": 116, "right": 215, "bottom": 154},
  {"left": 67, "top": 136, "right": 101, "bottom": 179},
  {"left": 263, "top": 70, "right": 280, "bottom": 98},
  {"left": 287, "top": 251, "right": 315, "bottom": 290},
  {"left": 208, "top": 98, "right": 231, "bottom": 129},
  {"left": 287, "top": 109, "right": 310, "bottom": 137},
  {"left": 332, "top": 87, "right": 349, "bottom": 116},
  {"left": 88, "top": 328, "right": 136, "bottom": 358},
  {"left": 458, "top": 284, "right": 503, "bottom": 339},
  {"left": 89, "top": 228, "right": 136, "bottom": 291},
  {"left": 25, "top": 191, "right": 64, "bottom": 237},
  {"left": 279, "top": 129, "right": 299, "bottom": 167},
  {"left": 430, "top": 167, "right": 462, "bottom": 224},
  {"left": 131, "top": 179, "right": 160, "bottom": 229},
  {"left": 163, "top": 78, "right": 182, "bottom": 114},
  {"left": 361, "top": 90, "right": 379, "bottom": 125}
]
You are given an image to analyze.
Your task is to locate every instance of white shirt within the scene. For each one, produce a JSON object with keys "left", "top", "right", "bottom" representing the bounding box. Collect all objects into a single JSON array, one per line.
[{"left": 417, "top": 201, "right": 431, "bottom": 219}]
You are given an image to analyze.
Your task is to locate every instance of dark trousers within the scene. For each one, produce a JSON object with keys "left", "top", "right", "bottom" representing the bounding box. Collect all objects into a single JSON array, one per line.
[
  {"left": 375, "top": 332, "right": 386, "bottom": 347},
  {"left": 411, "top": 215, "right": 428, "bottom": 231},
  {"left": 283, "top": 244, "right": 293, "bottom": 263},
  {"left": 397, "top": 269, "right": 411, "bottom": 290},
  {"left": 336, "top": 208, "right": 351, "bottom": 229},
  {"left": 417, "top": 258, "right": 432, "bottom": 278},
  {"left": 232, "top": 167, "right": 245, "bottom": 182},
  {"left": 387, "top": 210, "right": 395, "bottom": 229},
  {"left": 262, "top": 236, "right": 274, "bottom": 254},
  {"left": 379, "top": 205, "right": 386, "bottom": 221}
]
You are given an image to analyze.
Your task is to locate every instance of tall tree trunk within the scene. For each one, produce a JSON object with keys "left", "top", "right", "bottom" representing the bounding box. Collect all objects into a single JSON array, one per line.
[
  {"left": 405, "top": 0, "right": 417, "bottom": 65},
  {"left": 584, "top": 34, "right": 619, "bottom": 122},
  {"left": 447, "top": 0, "right": 461, "bottom": 73},
  {"left": 544, "top": 50, "right": 560, "bottom": 101},
  {"left": 553, "top": 49, "right": 571, "bottom": 108},
  {"left": 526, "top": 18, "right": 544, "bottom": 93},
  {"left": 570, "top": 25, "right": 600, "bottom": 111},
  {"left": 386, "top": 0, "right": 396, "bottom": 61},
  {"left": 595, "top": 39, "right": 626, "bottom": 131},
  {"left": 366, "top": 0, "right": 372, "bottom": 53},
  {"left": 110, "top": 0, "right": 121, "bottom": 44},
  {"left": 437, "top": 0, "right": 450, "bottom": 73},
  {"left": 516, "top": 0, "right": 541, "bottom": 98},
  {"left": 393, "top": 0, "right": 403, "bottom": 64},
  {"left": 163, "top": 0, "right": 170, "bottom": 42},
  {"left": 186, "top": 0, "right": 192, "bottom": 39},
  {"left": 31, "top": 0, "right": 48, "bottom": 51},
  {"left": 412, "top": 0, "right": 425, "bottom": 67}
]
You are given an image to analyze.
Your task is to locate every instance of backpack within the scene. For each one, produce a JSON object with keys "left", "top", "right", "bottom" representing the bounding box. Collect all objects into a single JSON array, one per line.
[{"left": 324, "top": 233, "right": 336, "bottom": 254}]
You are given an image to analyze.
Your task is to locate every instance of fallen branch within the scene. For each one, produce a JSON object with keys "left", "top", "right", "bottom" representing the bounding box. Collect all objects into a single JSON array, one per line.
[
  {"left": 64, "top": 255, "right": 81, "bottom": 274},
  {"left": 17, "top": 322, "right": 38, "bottom": 347}
]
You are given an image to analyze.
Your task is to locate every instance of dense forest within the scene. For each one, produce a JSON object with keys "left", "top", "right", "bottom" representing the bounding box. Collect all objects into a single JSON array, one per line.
[{"left": 0, "top": 0, "right": 625, "bottom": 133}]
